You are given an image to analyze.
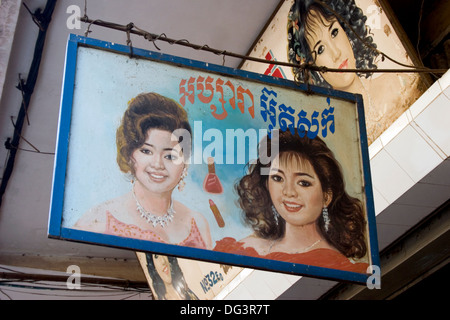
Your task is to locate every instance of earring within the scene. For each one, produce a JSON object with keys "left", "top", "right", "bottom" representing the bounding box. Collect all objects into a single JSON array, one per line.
[
  {"left": 128, "top": 173, "right": 135, "bottom": 185},
  {"left": 271, "top": 205, "right": 280, "bottom": 226},
  {"left": 178, "top": 167, "right": 188, "bottom": 191},
  {"left": 322, "top": 207, "right": 330, "bottom": 232}
]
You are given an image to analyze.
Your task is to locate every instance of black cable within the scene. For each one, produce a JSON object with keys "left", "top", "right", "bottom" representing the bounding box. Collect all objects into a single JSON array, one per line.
[
  {"left": 0, "top": 0, "right": 57, "bottom": 208},
  {"left": 79, "top": 17, "right": 447, "bottom": 76}
]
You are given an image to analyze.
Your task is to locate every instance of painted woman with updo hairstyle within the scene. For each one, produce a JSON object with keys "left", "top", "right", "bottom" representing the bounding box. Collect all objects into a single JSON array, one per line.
[{"left": 74, "top": 92, "right": 212, "bottom": 250}]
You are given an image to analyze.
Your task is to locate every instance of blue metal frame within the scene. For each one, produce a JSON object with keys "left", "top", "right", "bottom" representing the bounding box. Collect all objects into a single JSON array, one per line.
[{"left": 48, "top": 34, "right": 379, "bottom": 284}]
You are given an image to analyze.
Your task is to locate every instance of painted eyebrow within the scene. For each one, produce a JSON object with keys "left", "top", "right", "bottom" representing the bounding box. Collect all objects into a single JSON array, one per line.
[
  {"left": 143, "top": 143, "right": 175, "bottom": 152},
  {"left": 313, "top": 40, "right": 322, "bottom": 51},
  {"left": 270, "top": 168, "right": 314, "bottom": 179},
  {"left": 313, "top": 21, "right": 336, "bottom": 50}
]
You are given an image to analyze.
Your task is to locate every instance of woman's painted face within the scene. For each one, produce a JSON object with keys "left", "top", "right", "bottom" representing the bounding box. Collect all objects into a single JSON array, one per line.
[
  {"left": 268, "top": 154, "right": 330, "bottom": 227},
  {"left": 131, "top": 129, "right": 185, "bottom": 195},
  {"left": 305, "top": 10, "right": 357, "bottom": 90},
  {"left": 152, "top": 254, "right": 172, "bottom": 284}
]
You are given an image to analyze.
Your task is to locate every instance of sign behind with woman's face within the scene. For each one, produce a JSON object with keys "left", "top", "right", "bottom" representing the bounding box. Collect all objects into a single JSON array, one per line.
[
  {"left": 242, "top": 0, "right": 427, "bottom": 145},
  {"left": 136, "top": 252, "right": 245, "bottom": 300}
]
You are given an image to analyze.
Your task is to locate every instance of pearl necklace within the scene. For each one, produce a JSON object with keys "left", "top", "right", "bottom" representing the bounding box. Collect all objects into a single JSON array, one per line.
[{"left": 132, "top": 184, "right": 175, "bottom": 228}]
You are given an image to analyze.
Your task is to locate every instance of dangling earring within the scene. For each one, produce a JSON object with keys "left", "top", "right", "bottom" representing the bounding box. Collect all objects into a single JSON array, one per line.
[
  {"left": 178, "top": 167, "right": 188, "bottom": 191},
  {"left": 128, "top": 172, "right": 135, "bottom": 185},
  {"left": 322, "top": 207, "right": 330, "bottom": 232},
  {"left": 271, "top": 205, "right": 280, "bottom": 226}
]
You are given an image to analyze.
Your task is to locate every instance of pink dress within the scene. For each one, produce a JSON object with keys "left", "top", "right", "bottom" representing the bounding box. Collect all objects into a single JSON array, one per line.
[{"left": 105, "top": 211, "right": 207, "bottom": 249}]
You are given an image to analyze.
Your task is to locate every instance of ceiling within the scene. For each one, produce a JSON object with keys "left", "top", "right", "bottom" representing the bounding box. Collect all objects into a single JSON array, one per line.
[{"left": 74, "top": 0, "right": 283, "bottom": 68}]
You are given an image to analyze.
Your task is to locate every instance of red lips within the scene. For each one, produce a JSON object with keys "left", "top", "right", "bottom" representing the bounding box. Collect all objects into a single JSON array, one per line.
[
  {"left": 283, "top": 201, "right": 302, "bottom": 213},
  {"left": 147, "top": 171, "right": 167, "bottom": 182},
  {"left": 339, "top": 59, "right": 348, "bottom": 70}
]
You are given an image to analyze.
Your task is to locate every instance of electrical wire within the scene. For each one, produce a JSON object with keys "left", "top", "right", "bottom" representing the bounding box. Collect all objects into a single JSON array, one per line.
[
  {"left": 415, "top": 0, "right": 428, "bottom": 73},
  {"left": 79, "top": 1, "right": 447, "bottom": 76},
  {"left": 0, "top": 283, "right": 151, "bottom": 300},
  {"left": 315, "top": 0, "right": 417, "bottom": 70},
  {"left": 0, "top": 0, "right": 57, "bottom": 208},
  {"left": 0, "top": 282, "right": 151, "bottom": 297},
  {"left": 7, "top": 117, "right": 55, "bottom": 155},
  {"left": 0, "top": 265, "right": 152, "bottom": 300},
  {"left": 0, "top": 275, "right": 152, "bottom": 300},
  {"left": 0, "top": 266, "right": 27, "bottom": 274}
]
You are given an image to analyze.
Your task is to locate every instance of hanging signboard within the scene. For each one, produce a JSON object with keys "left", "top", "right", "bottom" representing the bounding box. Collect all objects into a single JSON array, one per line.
[
  {"left": 241, "top": 0, "right": 427, "bottom": 145},
  {"left": 136, "top": 252, "right": 245, "bottom": 300},
  {"left": 48, "top": 34, "right": 379, "bottom": 284}
]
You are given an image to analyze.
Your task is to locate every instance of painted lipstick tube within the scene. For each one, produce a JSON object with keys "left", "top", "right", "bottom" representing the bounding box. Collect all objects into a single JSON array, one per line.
[{"left": 209, "top": 199, "right": 225, "bottom": 228}]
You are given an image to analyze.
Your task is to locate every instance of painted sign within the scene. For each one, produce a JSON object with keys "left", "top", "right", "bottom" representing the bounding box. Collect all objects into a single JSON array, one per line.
[
  {"left": 136, "top": 252, "right": 244, "bottom": 300},
  {"left": 241, "top": 0, "right": 427, "bottom": 144},
  {"left": 48, "top": 34, "right": 379, "bottom": 284}
]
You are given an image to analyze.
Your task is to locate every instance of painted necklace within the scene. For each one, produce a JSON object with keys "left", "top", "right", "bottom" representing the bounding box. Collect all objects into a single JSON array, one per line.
[
  {"left": 132, "top": 183, "right": 175, "bottom": 228},
  {"left": 269, "top": 239, "right": 322, "bottom": 254}
]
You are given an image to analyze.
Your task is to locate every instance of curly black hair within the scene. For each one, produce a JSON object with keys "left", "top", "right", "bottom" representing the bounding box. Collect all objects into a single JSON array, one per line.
[{"left": 287, "top": 0, "right": 378, "bottom": 87}]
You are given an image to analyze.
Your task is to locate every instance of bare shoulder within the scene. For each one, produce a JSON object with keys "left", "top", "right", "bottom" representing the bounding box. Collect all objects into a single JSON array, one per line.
[
  {"left": 175, "top": 200, "right": 212, "bottom": 249},
  {"left": 73, "top": 194, "right": 128, "bottom": 233},
  {"left": 73, "top": 201, "right": 110, "bottom": 233},
  {"left": 175, "top": 201, "right": 207, "bottom": 225},
  {"left": 189, "top": 206, "right": 209, "bottom": 226}
]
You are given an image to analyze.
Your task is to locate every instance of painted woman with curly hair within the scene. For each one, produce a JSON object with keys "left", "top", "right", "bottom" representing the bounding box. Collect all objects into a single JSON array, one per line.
[
  {"left": 288, "top": 0, "right": 378, "bottom": 88},
  {"left": 287, "top": 0, "right": 418, "bottom": 142},
  {"left": 214, "top": 129, "right": 369, "bottom": 273}
]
